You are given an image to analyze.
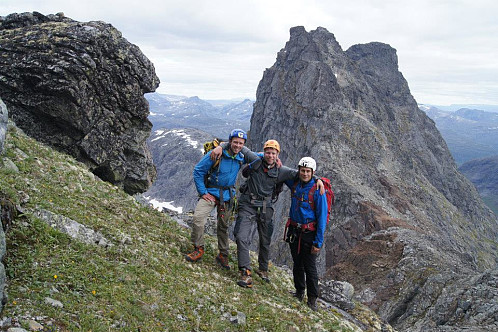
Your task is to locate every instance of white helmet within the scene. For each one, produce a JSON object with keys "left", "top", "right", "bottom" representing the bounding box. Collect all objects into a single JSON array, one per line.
[{"left": 298, "top": 157, "right": 316, "bottom": 172}]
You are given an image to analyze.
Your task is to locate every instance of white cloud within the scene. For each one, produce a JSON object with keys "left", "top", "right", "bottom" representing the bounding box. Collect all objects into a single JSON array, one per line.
[{"left": 2, "top": 0, "right": 498, "bottom": 104}]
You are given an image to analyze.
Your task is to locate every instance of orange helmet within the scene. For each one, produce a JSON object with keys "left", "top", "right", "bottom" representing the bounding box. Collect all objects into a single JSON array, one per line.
[{"left": 263, "top": 139, "right": 280, "bottom": 153}]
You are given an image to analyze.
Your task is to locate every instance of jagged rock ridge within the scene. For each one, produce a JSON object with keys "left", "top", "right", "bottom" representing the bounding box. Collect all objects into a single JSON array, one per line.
[
  {"left": 0, "top": 12, "right": 159, "bottom": 194},
  {"left": 249, "top": 26, "right": 498, "bottom": 331}
]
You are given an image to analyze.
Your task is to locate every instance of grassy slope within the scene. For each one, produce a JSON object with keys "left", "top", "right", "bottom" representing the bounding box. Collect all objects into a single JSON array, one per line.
[{"left": 0, "top": 125, "right": 383, "bottom": 331}]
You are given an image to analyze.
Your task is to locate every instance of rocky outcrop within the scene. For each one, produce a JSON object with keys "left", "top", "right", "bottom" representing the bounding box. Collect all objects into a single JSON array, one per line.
[
  {"left": 249, "top": 26, "right": 498, "bottom": 331},
  {"left": 0, "top": 195, "right": 16, "bottom": 313},
  {"left": 0, "top": 12, "right": 159, "bottom": 194},
  {"left": 0, "top": 98, "right": 7, "bottom": 155},
  {"left": 0, "top": 99, "right": 10, "bottom": 312}
]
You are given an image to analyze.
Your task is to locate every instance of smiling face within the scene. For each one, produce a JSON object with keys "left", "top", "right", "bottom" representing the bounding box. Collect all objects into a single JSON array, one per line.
[
  {"left": 299, "top": 167, "right": 313, "bottom": 183},
  {"left": 229, "top": 137, "right": 245, "bottom": 154},
  {"left": 263, "top": 147, "right": 278, "bottom": 166}
]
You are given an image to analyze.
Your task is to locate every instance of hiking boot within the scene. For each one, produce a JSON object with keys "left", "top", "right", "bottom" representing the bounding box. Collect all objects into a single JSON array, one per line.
[
  {"left": 185, "top": 245, "right": 204, "bottom": 262},
  {"left": 292, "top": 291, "right": 304, "bottom": 302},
  {"left": 237, "top": 269, "right": 253, "bottom": 288},
  {"left": 256, "top": 270, "right": 270, "bottom": 283},
  {"left": 215, "top": 253, "right": 230, "bottom": 270},
  {"left": 307, "top": 297, "right": 318, "bottom": 311}
]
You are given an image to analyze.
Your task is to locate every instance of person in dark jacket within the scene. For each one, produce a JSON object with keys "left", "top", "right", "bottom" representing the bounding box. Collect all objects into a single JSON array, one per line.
[
  {"left": 285, "top": 157, "right": 327, "bottom": 311},
  {"left": 185, "top": 129, "right": 258, "bottom": 270},
  {"left": 234, "top": 140, "right": 301, "bottom": 288}
]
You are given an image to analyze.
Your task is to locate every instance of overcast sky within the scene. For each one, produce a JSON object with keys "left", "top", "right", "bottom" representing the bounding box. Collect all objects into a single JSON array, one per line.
[{"left": 2, "top": 0, "right": 498, "bottom": 105}]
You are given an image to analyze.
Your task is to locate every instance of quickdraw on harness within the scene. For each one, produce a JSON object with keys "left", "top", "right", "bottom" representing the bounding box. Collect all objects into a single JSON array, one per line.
[
  {"left": 210, "top": 183, "right": 237, "bottom": 222},
  {"left": 283, "top": 218, "right": 317, "bottom": 254}
]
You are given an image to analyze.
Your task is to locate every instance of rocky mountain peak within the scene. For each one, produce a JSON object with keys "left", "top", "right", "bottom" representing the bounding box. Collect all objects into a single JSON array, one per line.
[
  {"left": 0, "top": 12, "right": 159, "bottom": 194},
  {"left": 277, "top": 26, "right": 343, "bottom": 68},
  {"left": 250, "top": 26, "right": 498, "bottom": 330}
]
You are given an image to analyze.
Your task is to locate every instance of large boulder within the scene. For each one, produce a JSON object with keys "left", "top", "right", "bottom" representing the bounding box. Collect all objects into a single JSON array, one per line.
[
  {"left": 0, "top": 188, "right": 16, "bottom": 313},
  {"left": 249, "top": 26, "right": 498, "bottom": 331},
  {"left": 0, "top": 98, "right": 7, "bottom": 155},
  {"left": 0, "top": 12, "right": 159, "bottom": 194}
]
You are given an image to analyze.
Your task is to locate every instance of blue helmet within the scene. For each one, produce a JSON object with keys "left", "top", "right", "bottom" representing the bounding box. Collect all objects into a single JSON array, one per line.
[{"left": 229, "top": 129, "right": 247, "bottom": 141}]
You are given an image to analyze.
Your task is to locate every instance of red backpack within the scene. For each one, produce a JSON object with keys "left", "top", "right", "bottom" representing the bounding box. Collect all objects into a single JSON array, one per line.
[{"left": 292, "top": 177, "right": 335, "bottom": 224}]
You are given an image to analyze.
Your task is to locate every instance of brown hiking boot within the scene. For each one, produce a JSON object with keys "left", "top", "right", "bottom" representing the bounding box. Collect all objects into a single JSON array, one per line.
[
  {"left": 256, "top": 270, "right": 270, "bottom": 283},
  {"left": 215, "top": 253, "right": 230, "bottom": 270},
  {"left": 185, "top": 245, "right": 204, "bottom": 262},
  {"left": 237, "top": 269, "right": 253, "bottom": 288}
]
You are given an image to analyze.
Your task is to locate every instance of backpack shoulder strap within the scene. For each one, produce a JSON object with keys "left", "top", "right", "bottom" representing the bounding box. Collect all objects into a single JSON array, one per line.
[
  {"left": 291, "top": 180, "right": 299, "bottom": 196},
  {"left": 212, "top": 144, "right": 232, "bottom": 170},
  {"left": 307, "top": 182, "right": 318, "bottom": 211}
]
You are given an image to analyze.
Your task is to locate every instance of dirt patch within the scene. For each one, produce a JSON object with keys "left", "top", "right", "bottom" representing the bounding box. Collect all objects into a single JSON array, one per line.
[
  {"left": 328, "top": 232, "right": 404, "bottom": 310},
  {"left": 359, "top": 201, "right": 419, "bottom": 232},
  {"left": 326, "top": 201, "right": 419, "bottom": 311}
]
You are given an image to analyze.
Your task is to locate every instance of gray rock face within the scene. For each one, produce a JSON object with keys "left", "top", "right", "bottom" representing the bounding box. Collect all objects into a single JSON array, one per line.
[
  {"left": 0, "top": 98, "right": 7, "bottom": 155},
  {"left": 30, "top": 208, "right": 112, "bottom": 247},
  {"left": 144, "top": 128, "right": 215, "bottom": 212},
  {"left": 249, "top": 26, "right": 498, "bottom": 330},
  {"left": 320, "top": 280, "right": 355, "bottom": 311},
  {"left": 0, "top": 12, "right": 159, "bottom": 194},
  {"left": 0, "top": 196, "right": 16, "bottom": 313}
]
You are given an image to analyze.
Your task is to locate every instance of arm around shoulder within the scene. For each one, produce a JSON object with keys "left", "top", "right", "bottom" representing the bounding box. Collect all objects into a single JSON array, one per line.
[{"left": 242, "top": 146, "right": 260, "bottom": 163}]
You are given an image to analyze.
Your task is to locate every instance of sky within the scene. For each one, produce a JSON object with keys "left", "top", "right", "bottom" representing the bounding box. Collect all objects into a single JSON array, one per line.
[{"left": 1, "top": 0, "right": 498, "bottom": 105}]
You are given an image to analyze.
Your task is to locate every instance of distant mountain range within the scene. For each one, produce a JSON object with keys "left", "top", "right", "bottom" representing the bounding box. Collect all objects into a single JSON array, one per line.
[
  {"left": 143, "top": 93, "right": 256, "bottom": 213},
  {"left": 144, "top": 98, "right": 498, "bottom": 216},
  {"left": 419, "top": 104, "right": 498, "bottom": 165},
  {"left": 419, "top": 104, "right": 498, "bottom": 214},
  {"left": 427, "top": 104, "right": 498, "bottom": 113},
  {"left": 145, "top": 93, "right": 252, "bottom": 137},
  {"left": 459, "top": 155, "right": 498, "bottom": 214}
]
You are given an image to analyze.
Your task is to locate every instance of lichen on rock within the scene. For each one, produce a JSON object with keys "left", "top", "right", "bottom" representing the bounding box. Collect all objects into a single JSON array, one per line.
[{"left": 0, "top": 11, "right": 159, "bottom": 194}]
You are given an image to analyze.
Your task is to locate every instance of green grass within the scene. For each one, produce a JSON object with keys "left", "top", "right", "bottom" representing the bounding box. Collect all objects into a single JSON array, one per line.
[{"left": 0, "top": 124, "right": 370, "bottom": 331}]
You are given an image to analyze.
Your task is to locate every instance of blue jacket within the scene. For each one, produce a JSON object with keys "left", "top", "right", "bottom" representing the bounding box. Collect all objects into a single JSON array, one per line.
[
  {"left": 285, "top": 178, "right": 328, "bottom": 248},
  {"left": 193, "top": 148, "right": 257, "bottom": 202}
]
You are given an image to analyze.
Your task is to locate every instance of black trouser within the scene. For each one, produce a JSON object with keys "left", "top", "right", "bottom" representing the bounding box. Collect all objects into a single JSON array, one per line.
[{"left": 289, "top": 228, "right": 319, "bottom": 299}]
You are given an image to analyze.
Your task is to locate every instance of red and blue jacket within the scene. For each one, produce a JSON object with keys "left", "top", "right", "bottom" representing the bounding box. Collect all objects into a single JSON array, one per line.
[{"left": 285, "top": 178, "right": 328, "bottom": 248}]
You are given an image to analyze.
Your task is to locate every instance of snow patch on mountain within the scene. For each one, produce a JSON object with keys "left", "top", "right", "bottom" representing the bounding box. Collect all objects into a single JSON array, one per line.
[{"left": 145, "top": 196, "right": 183, "bottom": 214}]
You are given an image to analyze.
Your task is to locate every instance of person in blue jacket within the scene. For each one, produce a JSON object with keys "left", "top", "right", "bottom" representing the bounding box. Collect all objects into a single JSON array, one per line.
[
  {"left": 185, "top": 129, "right": 258, "bottom": 269},
  {"left": 285, "top": 157, "right": 328, "bottom": 311}
]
